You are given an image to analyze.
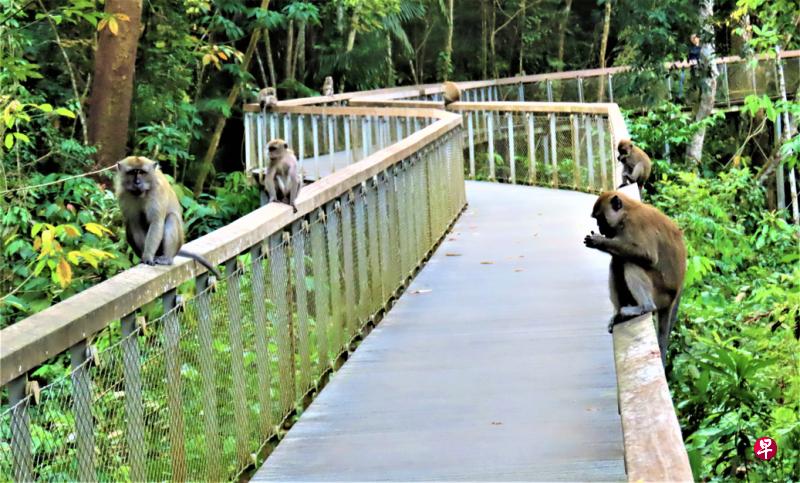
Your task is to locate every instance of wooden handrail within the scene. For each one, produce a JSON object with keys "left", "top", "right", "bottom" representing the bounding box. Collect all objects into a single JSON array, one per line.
[{"left": 0, "top": 108, "right": 462, "bottom": 386}]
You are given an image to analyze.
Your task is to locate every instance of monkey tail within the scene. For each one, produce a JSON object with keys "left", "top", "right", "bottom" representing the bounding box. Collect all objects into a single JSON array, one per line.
[
  {"left": 668, "top": 291, "right": 682, "bottom": 333},
  {"left": 177, "top": 249, "right": 222, "bottom": 279}
]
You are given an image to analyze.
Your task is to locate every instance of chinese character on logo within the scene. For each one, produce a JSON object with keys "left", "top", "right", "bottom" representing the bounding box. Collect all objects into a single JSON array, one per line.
[{"left": 754, "top": 437, "right": 777, "bottom": 461}]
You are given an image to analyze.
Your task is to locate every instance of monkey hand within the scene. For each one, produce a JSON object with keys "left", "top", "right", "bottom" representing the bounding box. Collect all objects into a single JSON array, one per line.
[
  {"left": 141, "top": 256, "right": 156, "bottom": 265},
  {"left": 583, "top": 231, "right": 604, "bottom": 249}
]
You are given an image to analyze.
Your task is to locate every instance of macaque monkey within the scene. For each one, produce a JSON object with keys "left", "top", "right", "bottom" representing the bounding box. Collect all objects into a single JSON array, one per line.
[
  {"left": 259, "top": 87, "right": 278, "bottom": 110},
  {"left": 258, "top": 139, "right": 301, "bottom": 213},
  {"left": 443, "top": 81, "right": 461, "bottom": 106},
  {"left": 584, "top": 191, "right": 686, "bottom": 365},
  {"left": 617, "top": 140, "right": 652, "bottom": 190},
  {"left": 116, "top": 156, "right": 221, "bottom": 278},
  {"left": 322, "top": 76, "right": 334, "bottom": 96}
]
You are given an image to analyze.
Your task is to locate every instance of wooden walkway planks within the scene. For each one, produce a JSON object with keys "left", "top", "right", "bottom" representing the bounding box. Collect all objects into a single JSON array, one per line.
[{"left": 253, "top": 181, "right": 625, "bottom": 481}]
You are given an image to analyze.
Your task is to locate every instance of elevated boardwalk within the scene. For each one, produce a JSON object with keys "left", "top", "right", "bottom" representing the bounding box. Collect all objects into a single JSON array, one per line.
[{"left": 254, "top": 181, "right": 625, "bottom": 481}]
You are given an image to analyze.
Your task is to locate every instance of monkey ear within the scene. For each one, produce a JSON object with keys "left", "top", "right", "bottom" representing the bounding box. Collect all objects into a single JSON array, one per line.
[
  {"left": 284, "top": 142, "right": 288, "bottom": 149},
  {"left": 610, "top": 195, "right": 623, "bottom": 211},
  {"left": 116, "top": 162, "right": 124, "bottom": 172}
]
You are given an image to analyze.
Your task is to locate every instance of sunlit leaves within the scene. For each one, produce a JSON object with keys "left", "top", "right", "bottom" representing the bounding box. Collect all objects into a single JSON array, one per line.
[{"left": 97, "top": 13, "right": 130, "bottom": 36}]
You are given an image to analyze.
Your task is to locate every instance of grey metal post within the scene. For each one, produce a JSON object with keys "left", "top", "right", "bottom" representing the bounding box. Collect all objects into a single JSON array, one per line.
[
  {"left": 571, "top": 115, "right": 580, "bottom": 187},
  {"left": 487, "top": 112, "right": 495, "bottom": 179},
  {"left": 269, "top": 232, "right": 296, "bottom": 413},
  {"left": 327, "top": 115, "right": 335, "bottom": 174},
  {"left": 8, "top": 375, "right": 32, "bottom": 482},
  {"left": 309, "top": 210, "right": 330, "bottom": 370},
  {"left": 467, "top": 113, "right": 475, "bottom": 178},
  {"left": 721, "top": 62, "right": 731, "bottom": 107},
  {"left": 341, "top": 194, "right": 357, "bottom": 341},
  {"left": 577, "top": 77, "right": 584, "bottom": 103},
  {"left": 518, "top": 83, "right": 524, "bottom": 101},
  {"left": 344, "top": 116, "right": 352, "bottom": 165},
  {"left": 608, "top": 74, "right": 614, "bottom": 102},
  {"left": 585, "top": 115, "right": 595, "bottom": 189},
  {"left": 312, "top": 115, "right": 320, "bottom": 179},
  {"left": 527, "top": 113, "right": 536, "bottom": 183},
  {"left": 507, "top": 112, "right": 516, "bottom": 183},
  {"left": 270, "top": 113, "right": 278, "bottom": 140},
  {"left": 597, "top": 116, "right": 608, "bottom": 189},
  {"left": 361, "top": 117, "right": 369, "bottom": 160},
  {"left": 70, "top": 340, "right": 95, "bottom": 482},
  {"left": 284, "top": 114, "right": 292, "bottom": 147},
  {"left": 121, "top": 313, "right": 145, "bottom": 481},
  {"left": 297, "top": 115, "right": 305, "bottom": 163},
  {"left": 549, "top": 113, "right": 558, "bottom": 186},
  {"left": 776, "top": 116, "right": 785, "bottom": 210},
  {"left": 546, "top": 80, "right": 553, "bottom": 102}
]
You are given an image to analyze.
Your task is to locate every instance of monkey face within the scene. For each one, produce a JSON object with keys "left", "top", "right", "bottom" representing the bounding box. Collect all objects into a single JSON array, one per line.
[
  {"left": 267, "top": 139, "right": 289, "bottom": 161},
  {"left": 592, "top": 193, "right": 626, "bottom": 237},
  {"left": 617, "top": 140, "right": 632, "bottom": 163},
  {"left": 118, "top": 157, "right": 157, "bottom": 197}
]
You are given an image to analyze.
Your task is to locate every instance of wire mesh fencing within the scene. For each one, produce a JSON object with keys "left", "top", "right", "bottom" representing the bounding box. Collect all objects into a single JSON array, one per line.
[
  {"left": 461, "top": 108, "right": 616, "bottom": 192},
  {"left": 0, "top": 127, "right": 465, "bottom": 482}
]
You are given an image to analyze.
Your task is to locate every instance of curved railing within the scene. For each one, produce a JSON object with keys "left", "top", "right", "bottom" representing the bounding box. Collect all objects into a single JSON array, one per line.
[
  {"left": 7, "top": 50, "right": 780, "bottom": 480},
  {"left": 0, "top": 106, "right": 465, "bottom": 481}
]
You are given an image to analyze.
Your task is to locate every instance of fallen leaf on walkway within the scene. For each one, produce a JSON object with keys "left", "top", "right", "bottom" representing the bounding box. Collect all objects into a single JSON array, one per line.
[
  {"left": 445, "top": 253, "right": 462, "bottom": 257},
  {"left": 447, "top": 237, "right": 458, "bottom": 241},
  {"left": 491, "top": 421, "right": 502, "bottom": 425},
  {"left": 514, "top": 269, "right": 524, "bottom": 272},
  {"left": 480, "top": 261, "right": 493, "bottom": 265},
  {"left": 519, "top": 255, "right": 525, "bottom": 258},
  {"left": 411, "top": 289, "right": 432, "bottom": 295}
]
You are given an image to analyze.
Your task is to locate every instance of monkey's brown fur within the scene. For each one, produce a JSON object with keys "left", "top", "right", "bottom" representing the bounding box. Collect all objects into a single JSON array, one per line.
[
  {"left": 322, "top": 76, "right": 334, "bottom": 96},
  {"left": 584, "top": 191, "right": 686, "bottom": 365},
  {"left": 442, "top": 81, "right": 460, "bottom": 106},
  {"left": 617, "top": 140, "right": 652, "bottom": 190},
  {"left": 258, "top": 139, "right": 301, "bottom": 213},
  {"left": 116, "top": 156, "right": 221, "bottom": 277},
  {"left": 259, "top": 87, "right": 278, "bottom": 110}
]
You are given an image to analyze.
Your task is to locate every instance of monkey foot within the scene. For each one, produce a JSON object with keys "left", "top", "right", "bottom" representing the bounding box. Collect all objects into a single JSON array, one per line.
[{"left": 154, "top": 256, "right": 175, "bottom": 265}]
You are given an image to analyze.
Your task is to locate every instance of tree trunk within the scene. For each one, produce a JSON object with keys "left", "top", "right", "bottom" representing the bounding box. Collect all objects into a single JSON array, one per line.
[
  {"left": 518, "top": 0, "right": 526, "bottom": 74},
  {"left": 386, "top": 32, "right": 396, "bottom": 86},
  {"left": 262, "top": 28, "right": 277, "bottom": 87},
  {"left": 295, "top": 22, "right": 306, "bottom": 82},
  {"left": 481, "top": 0, "right": 488, "bottom": 79},
  {"left": 686, "top": 0, "right": 718, "bottom": 165},
  {"left": 192, "top": 0, "right": 268, "bottom": 194},
  {"left": 597, "top": 0, "right": 612, "bottom": 99},
  {"left": 284, "top": 20, "right": 295, "bottom": 80},
  {"left": 443, "top": 0, "right": 454, "bottom": 79},
  {"left": 88, "top": 0, "right": 144, "bottom": 169},
  {"left": 490, "top": 3, "right": 497, "bottom": 79},
  {"left": 557, "top": 0, "right": 573, "bottom": 72},
  {"left": 339, "top": 12, "right": 359, "bottom": 92}
]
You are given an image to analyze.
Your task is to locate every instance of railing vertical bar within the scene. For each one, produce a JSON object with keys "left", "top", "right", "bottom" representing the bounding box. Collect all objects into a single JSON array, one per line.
[
  {"left": 8, "top": 375, "right": 32, "bottom": 482},
  {"left": 244, "top": 112, "right": 254, "bottom": 174},
  {"left": 507, "top": 112, "right": 516, "bottom": 183},
  {"left": 341, "top": 194, "right": 357, "bottom": 341},
  {"left": 467, "top": 113, "right": 475, "bottom": 178},
  {"left": 518, "top": 82, "right": 524, "bottom": 101},
  {"left": 608, "top": 74, "right": 614, "bottom": 102},
  {"left": 361, "top": 117, "right": 369, "bottom": 160},
  {"left": 344, "top": 115, "right": 352, "bottom": 165},
  {"left": 578, "top": 77, "right": 584, "bottom": 103},
  {"left": 284, "top": 114, "right": 292, "bottom": 147},
  {"left": 223, "top": 259, "right": 251, "bottom": 467},
  {"left": 365, "top": 178, "right": 381, "bottom": 309},
  {"left": 325, "top": 203, "right": 344, "bottom": 353},
  {"left": 121, "top": 313, "right": 145, "bottom": 481},
  {"left": 270, "top": 113, "right": 278, "bottom": 140},
  {"left": 354, "top": 185, "right": 370, "bottom": 321},
  {"left": 549, "top": 113, "right": 558, "bottom": 187},
  {"left": 312, "top": 115, "right": 320, "bottom": 179},
  {"left": 310, "top": 210, "right": 330, "bottom": 370},
  {"left": 297, "top": 115, "right": 305, "bottom": 164},
  {"left": 597, "top": 116, "right": 608, "bottom": 190},
  {"left": 585, "top": 115, "right": 595, "bottom": 190},
  {"left": 256, "top": 112, "right": 265, "bottom": 172},
  {"left": 162, "top": 289, "right": 186, "bottom": 481},
  {"left": 327, "top": 115, "right": 335, "bottom": 174},
  {"left": 291, "top": 221, "right": 312, "bottom": 392},
  {"left": 377, "top": 174, "right": 392, "bottom": 299},
  {"left": 487, "top": 112, "right": 495, "bottom": 180},
  {"left": 546, "top": 80, "right": 553, "bottom": 102},
  {"left": 571, "top": 114, "right": 580, "bottom": 188},
  {"left": 192, "top": 273, "right": 223, "bottom": 479},
  {"left": 527, "top": 113, "right": 536, "bottom": 184},
  {"left": 721, "top": 62, "right": 731, "bottom": 107},
  {"left": 395, "top": 116, "right": 403, "bottom": 142},
  {"left": 269, "top": 232, "right": 296, "bottom": 414}
]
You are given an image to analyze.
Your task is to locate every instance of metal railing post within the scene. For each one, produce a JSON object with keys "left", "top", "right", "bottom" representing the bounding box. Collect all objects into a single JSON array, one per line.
[
  {"left": 467, "top": 113, "right": 475, "bottom": 178},
  {"left": 527, "top": 113, "right": 536, "bottom": 184},
  {"left": 121, "top": 313, "right": 145, "bottom": 481},
  {"left": 70, "top": 341, "right": 95, "bottom": 481},
  {"left": 8, "top": 375, "right": 32, "bottom": 482},
  {"left": 507, "top": 112, "right": 516, "bottom": 183},
  {"left": 487, "top": 112, "right": 495, "bottom": 180}
]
